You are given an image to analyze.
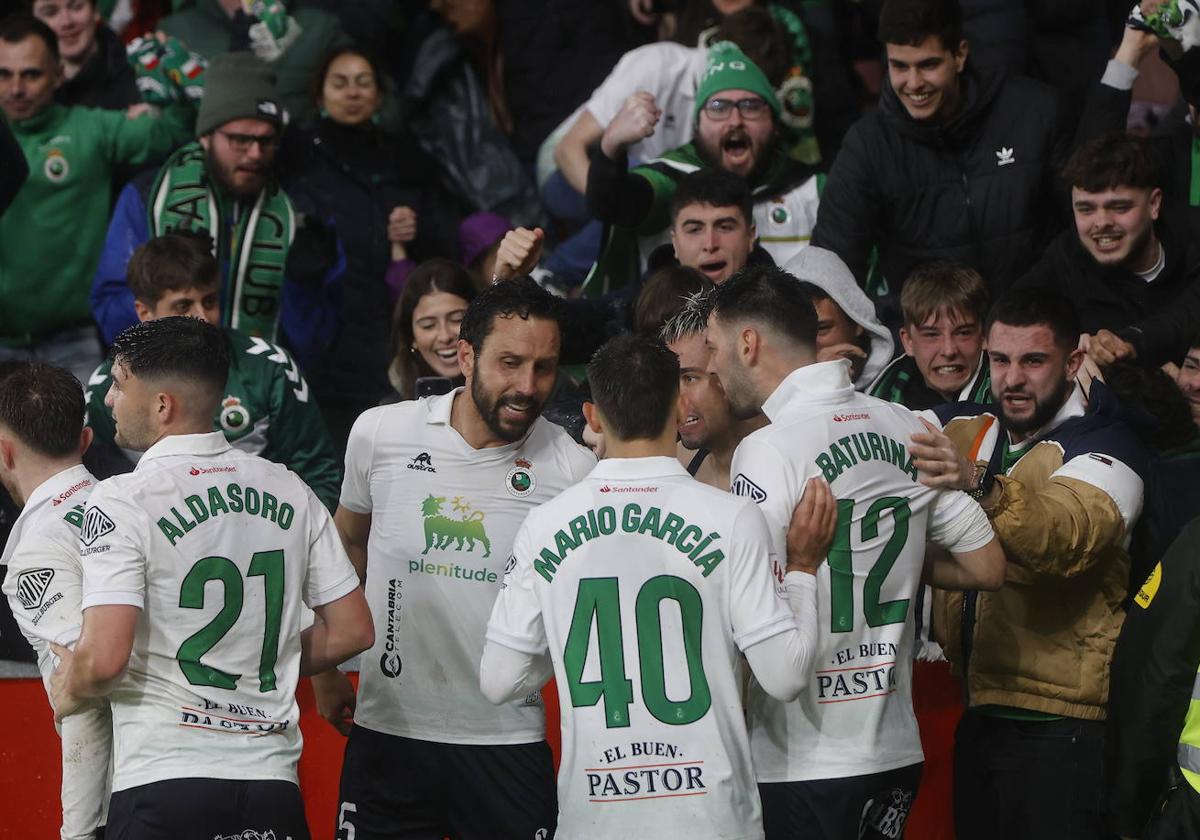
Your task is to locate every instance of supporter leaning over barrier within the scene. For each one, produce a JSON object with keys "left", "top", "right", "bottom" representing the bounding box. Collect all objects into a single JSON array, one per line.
[
  {"left": 90, "top": 52, "right": 344, "bottom": 372},
  {"left": 0, "top": 13, "right": 193, "bottom": 385}
]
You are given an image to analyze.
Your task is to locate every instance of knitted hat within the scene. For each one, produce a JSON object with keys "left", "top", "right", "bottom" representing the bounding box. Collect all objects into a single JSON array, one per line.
[
  {"left": 195, "top": 52, "right": 286, "bottom": 137},
  {"left": 693, "top": 41, "right": 781, "bottom": 122}
]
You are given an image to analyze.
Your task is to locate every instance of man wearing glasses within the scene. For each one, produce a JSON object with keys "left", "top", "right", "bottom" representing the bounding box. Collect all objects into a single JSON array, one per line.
[
  {"left": 585, "top": 40, "right": 822, "bottom": 294},
  {"left": 90, "top": 51, "right": 342, "bottom": 372}
]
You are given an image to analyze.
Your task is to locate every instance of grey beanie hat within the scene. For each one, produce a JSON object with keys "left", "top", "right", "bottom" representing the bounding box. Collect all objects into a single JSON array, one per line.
[{"left": 195, "top": 52, "right": 286, "bottom": 137}]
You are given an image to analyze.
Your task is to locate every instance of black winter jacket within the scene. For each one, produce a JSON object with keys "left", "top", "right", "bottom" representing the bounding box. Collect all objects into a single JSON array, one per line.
[
  {"left": 56, "top": 26, "right": 139, "bottom": 111},
  {"left": 813, "top": 65, "right": 1067, "bottom": 299}
]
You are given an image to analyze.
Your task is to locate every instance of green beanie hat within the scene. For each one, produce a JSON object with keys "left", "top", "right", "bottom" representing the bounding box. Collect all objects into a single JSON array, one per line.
[
  {"left": 693, "top": 40, "right": 781, "bottom": 122},
  {"left": 195, "top": 52, "right": 286, "bottom": 137}
]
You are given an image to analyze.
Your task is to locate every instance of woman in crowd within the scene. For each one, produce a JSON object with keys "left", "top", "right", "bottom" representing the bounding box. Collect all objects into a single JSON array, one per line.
[{"left": 385, "top": 259, "right": 477, "bottom": 403}]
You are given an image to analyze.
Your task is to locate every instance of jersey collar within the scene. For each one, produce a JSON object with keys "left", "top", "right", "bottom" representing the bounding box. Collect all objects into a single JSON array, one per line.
[
  {"left": 589, "top": 456, "right": 690, "bottom": 481},
  {"left": 137, "top": 431, "right": 233, "bottom": 468},
  {"left": 761, "top": 360, "right": 856, "bottom": 422}
]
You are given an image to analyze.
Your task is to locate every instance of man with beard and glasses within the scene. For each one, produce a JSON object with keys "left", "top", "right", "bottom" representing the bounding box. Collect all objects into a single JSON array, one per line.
[
  {"left": 313, "top": 277, "right": 594, "bottom": 840},
  {"left": 584, "top": 40, "right": 821, "bottom": 295},
  {"left": 661, "top": 291, "right": 766, "bottom": 491},
  {"left": 1016, "top": 133, "right": 1200, "bottom": 371},
  {"left": 90, "top": 51, "right": 343, "bottom": 371},
  {"left": 914, "top": 289, "right": 1147, "bottom": 840}
]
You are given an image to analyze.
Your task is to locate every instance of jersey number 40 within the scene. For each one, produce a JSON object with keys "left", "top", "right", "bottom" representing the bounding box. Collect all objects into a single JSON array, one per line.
[{"left": 564, "top": 575, "right": 710, "bottom": 729}]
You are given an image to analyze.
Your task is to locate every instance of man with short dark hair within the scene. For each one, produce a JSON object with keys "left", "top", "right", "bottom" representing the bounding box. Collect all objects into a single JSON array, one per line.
[
  {"left": 84, "top": 233, "right": 342, "bottom": 508},
  {"left": 0, "top": 361, "right": 110, "bottom": 840},
  {"left": 90, "top": 51, "right": 342, "bottom": 370},
  {"left": 918, "top": 289, "right": 1147, "bottom": 840},
  {"left": 481, "top": 331, "right": 829, "bottom": 838},
  {"left": 705, "top": 264, "right": 1003, "bottom": 839},
  {"left": 871, "top": 261, "right": 991, "bottom": 409},
  {"left": 0, "top": 12, "right": 191, "bottom": 383},
  {"left": 1018, "top": 132, "right": 1200, "bottom": 369},
  {"left": 316, "top": 278, "right": 595, "bottom": 840},
  {"left": 813, "top": 0, "right": 1065, "bottom": 302},
  {"left": 49, "top": 316, "right": 373, "bottom": 839}
]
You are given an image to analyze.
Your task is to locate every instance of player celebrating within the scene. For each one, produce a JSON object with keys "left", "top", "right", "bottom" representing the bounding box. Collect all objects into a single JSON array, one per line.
[
  {"left": 0, "top": 362, "right": 110, "bottom": 840},
  {"left": 49, "top": 317, "right": 373, "bottom": 839},
  {"left": 705, "top": 265, "right": 1005, "bottom": 839},
  {"left": 482, "top": 332, "right": 832, "bottom": 838},
  {"left": 320, "top": 278, "right": 595, "bottom": 840}
]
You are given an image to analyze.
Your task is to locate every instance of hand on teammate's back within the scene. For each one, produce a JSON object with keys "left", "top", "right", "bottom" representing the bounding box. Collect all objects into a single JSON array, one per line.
[
  {"left": 785, "top": 478, "right": 837, "bottom": 575},
  {"left": 312, "top": 669, "right": 358, "bottom": 736},
  {"left": 910, "top": 419, "right": 977, "bottom": 492}
]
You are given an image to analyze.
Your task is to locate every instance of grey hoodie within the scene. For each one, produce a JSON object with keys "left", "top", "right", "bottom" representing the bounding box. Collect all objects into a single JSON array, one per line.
[{"left": 783, "top": 246, "right": 895, "bottom": 389}]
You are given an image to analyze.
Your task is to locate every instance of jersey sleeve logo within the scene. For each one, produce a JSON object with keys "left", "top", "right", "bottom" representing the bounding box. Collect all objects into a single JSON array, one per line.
[
  {"left": 14, "top": 568, "right": 55, "bottom": 610},
  {"left": 731, "top": 473, "right": 767, "bottom": 503},
  {"left": 80, "top": 506, "right": 116, "bottom": 546}
]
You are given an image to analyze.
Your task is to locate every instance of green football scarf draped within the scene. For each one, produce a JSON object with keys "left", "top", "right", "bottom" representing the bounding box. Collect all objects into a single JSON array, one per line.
[{"left": 148, "top": 141, "right": 294, "bottom": 341}]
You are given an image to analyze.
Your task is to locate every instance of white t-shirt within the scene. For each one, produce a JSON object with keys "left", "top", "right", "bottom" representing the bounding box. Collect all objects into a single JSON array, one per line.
[
  {"left": 340, "top": 390, "right": 595, "bottom": 745},
  {"left": 732, "top": 362, "right": 994, "bottom": 782},
  {"left": 585, "top": 41, "right": 705, "bottom": 164},
  {"left": 80, "top": 432, "right": 359, "bottom": 792},
  {"left": 1, "top": 464, "right": 111, "bottom": 840},
  {"left": 487, "top": 456, "right": 796, "bottom": 840}
]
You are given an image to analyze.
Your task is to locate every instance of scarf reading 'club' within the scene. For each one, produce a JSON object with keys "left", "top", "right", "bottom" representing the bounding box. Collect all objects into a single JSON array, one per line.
[{"left": 148, "top": 141, "right": 294, "bottom": 341}]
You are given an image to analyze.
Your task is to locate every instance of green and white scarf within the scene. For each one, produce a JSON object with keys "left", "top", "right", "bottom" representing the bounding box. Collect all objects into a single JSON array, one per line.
[{"left": 148, "top": 141, "right": 294, "bottom": 341}]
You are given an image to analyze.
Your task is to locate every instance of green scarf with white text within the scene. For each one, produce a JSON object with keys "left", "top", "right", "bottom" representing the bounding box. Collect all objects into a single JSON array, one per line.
[{"left": 148, "top": 141, "right": 294, "bottom": 341}]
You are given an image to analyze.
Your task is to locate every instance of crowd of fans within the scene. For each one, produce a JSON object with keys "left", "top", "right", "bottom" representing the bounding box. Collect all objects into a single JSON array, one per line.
[{"left": 4, "top": 0, "right": 1200, "bottom": 837}]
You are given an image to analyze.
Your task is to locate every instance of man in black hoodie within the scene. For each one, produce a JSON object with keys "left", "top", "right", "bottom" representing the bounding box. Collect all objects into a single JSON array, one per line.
[
  {"left": 813, "top": 0, "right": 1067, "bottom": 306},
  {"left": 1017, "top": 133, "right": 1200, "bottom": 369}
]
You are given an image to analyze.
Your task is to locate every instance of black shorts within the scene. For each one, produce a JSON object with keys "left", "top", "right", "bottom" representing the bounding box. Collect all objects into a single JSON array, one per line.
[
  {"left": 759, "top": 762, "right": 922, "bottom": 840},
  {"left": 106, "top": 777, "right": 309, "bottom": 840},
  {"left": 336, "top": 724, "right": 557, "bottom": 840}
]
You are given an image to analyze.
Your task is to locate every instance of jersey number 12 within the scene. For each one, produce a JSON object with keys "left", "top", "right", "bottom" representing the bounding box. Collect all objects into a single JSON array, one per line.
[{"left": 829, "top": 497, "right": 911, "bottom": 633}]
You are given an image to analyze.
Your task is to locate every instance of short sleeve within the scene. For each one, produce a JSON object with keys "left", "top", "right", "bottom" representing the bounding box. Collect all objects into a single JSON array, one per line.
[
  {"left": 730, "top": 435, "right": 800, "bottom": 558},
  {"left": 80, "top": 484, "right": 150, "bottom": 610},
  {"left": 564, "top": 440, "right": 598, "bottom": 484},
  {"left": 303, "top": 489, "right": 361, "bottom": 608},
  {"left": 339, "top": 408, "right": 381, "bottom": 514},
  {"left": 2, "top": 534, "right": 83, "bottom": 650},
  {"left": 485, "top": 522, "right": 548, "bottom": 656},
  {"left": 928, "top": 488, "right": 996, "bottom": 554},
  {"left": 727, "top": 502, "right": 797, "bottom": 651}
]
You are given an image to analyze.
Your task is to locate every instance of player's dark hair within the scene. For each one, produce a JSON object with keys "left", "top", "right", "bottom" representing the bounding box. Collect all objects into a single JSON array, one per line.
[
  {"left": 0, "top": 13, "right": 59, "bottom": 62},
  {"left": 459, "top": 276, "right": 561, "bottom": 356},
  {"left": 127, "top": 232, "right": 219, "bottom": 305},
  {"left": 0, "top": 362, "right": 84, "bottom": 458},
  {"left": 635, "top": 266, "right": 711, "bottom": 337},
  {"left": 985, "top": 289, "right": 1081, "bottom": 353},
  {"left": 705, "top": 264, "right": 818, "bottom": 350},
  {"left": 1061, "top": 132, "right": 1162, "bottom": 194},
  {"left": 877, "top": 0, "right": 963, "bottom": 52},
  {"left": 588, "top": 333, "right": 680, "bottom": 442},
  {"left": 110, "top": 317, "right": 230, "bottom": 407},
  {"left": 670, "top": 169, "right": 754, "bottom": 228}
]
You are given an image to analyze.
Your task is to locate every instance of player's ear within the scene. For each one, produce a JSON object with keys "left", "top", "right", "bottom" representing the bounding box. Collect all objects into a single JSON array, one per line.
[
  {"left": 79, "top": 426, "right": 94, "bottom": 457},
  {"left": 739, "top": 326, "right": 759, "bottom": 364},
  {"left": 0, "top": 437, "right": 15, "bottom": 472},
  {"left": 582, "top": 401, "right": 603, "bottom": 435},
  {"left": 133, "top": 300, "right": 153, "bottom": 323},
  {"left": 457, "top": 338, "right": 475, "bottom": 379}
]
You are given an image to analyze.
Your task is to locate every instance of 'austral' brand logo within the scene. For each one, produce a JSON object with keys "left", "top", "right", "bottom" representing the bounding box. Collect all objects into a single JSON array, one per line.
[
  {"left": 731, "top": 474, "right": 767, "bottom": 503},
  {"left": 407, "top": 452, "right": 436, "bottom": 473}
]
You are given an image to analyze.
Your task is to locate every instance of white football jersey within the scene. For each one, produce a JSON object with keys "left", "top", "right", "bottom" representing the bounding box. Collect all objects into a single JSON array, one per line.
[
  {"left": 80, "top": 432, "right": 359, "bottom": 792},
  {"left": 487, "top": 456, "right": 797, "bottom": 840},
  {"left": 1, "top": 464, "right": 112, "bottom": 840},
  {"left": 341, "top": 390, "right": 595, "bottom": 744},
  {"left": 732, "top": 362, "right": 994, "bottom": 782}
]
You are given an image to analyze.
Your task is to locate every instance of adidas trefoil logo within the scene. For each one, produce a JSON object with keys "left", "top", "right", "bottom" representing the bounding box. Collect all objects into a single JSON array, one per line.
[{"left": 996, "top": 146, "right": 1015, "bottom": 167}]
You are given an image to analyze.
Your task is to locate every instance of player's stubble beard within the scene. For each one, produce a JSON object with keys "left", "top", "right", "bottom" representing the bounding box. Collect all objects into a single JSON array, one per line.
[
  {"left": 469, "top": 366, "right": 545, "bottom": 443},
  {"left": 997, "top": 374, "right": 1073, "bottom": 437}
]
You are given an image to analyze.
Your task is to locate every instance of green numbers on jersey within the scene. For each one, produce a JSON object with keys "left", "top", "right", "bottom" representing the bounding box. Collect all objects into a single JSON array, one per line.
[
  {"left": 828, "top": 497, "right": 912, "bottom": 633},
  {"left": 176, "top": 549, "right": 286, "bottom": 692},
  {"left": 563, "top": 575, "right": 711, "bottom": 728}
]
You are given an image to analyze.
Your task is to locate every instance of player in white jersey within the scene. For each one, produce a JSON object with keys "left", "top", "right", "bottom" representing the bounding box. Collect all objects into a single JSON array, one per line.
[
  {"left": 705, "top": 265, "right": 1005, "bottom": 839},
  {"left": 48, "top": 317, "right": 374, "bottom": 840},
  {"left": 317, "top": 277, "right": 595, "bottom": 840},
  {"left": 0, "top": 362, "right": 111, "bottom": 840},
  {"left": 482, "top": 332, "right": 836, "bottom": 839}
]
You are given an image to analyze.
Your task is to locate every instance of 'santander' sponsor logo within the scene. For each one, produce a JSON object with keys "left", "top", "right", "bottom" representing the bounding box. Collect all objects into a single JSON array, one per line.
[
  {"left": 598, "top": 485, "right": 659, "bottom": 493},
  {"left": 833, "top": 412, "right": 871, "bottom": 422},
  {"left": 189, "top": 465, "right": 237, "bottom": 475},
  {"left": 51, "top": 479, "right": 91, "bottom": 506}
]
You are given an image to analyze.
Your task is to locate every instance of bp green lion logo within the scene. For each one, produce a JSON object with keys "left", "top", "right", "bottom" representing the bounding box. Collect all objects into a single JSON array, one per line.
[{"left": 421, "top": 495, "right": 491, "bottom": 557}]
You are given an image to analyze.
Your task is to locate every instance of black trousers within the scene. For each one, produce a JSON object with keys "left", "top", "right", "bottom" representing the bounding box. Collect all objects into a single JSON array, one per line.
[
  {"left": 106, "top": 777, "right": 309, "bottom": 840},
  {"left": 759, "top": 762, "right": 923, "bottom": 840},
  {"left": 954, "top": 710, "right": 1114, "bottom": 840},
  {"left": 1144, "top": 781, "right": 1200, "bottom": 840}
]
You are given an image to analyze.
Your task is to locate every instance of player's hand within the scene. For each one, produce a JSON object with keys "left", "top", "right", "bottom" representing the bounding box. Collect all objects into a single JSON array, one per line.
[
  {"left": 312, "top": 669, "right": 357, "bottom": 736},
  {"left": 910, "top": 418, "right": 976, "bottom": 491},
  {"left": 1087, "top": 329, "right": 1136, "bottom": 366},
  {"left": 600, "top": 92, "right": 660, "bottom": 159},
  {"left": 49, "top": 642, "right": 84, "bottom": 722},
  {"left": 493, "top": 227, "right": 545, "bottom": 283},
  {"left": 785, "top": 478, "right": 837, "bottom": 575},
  {"left": 388, "top": 206, "right": 418, "bottom": 244}
]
